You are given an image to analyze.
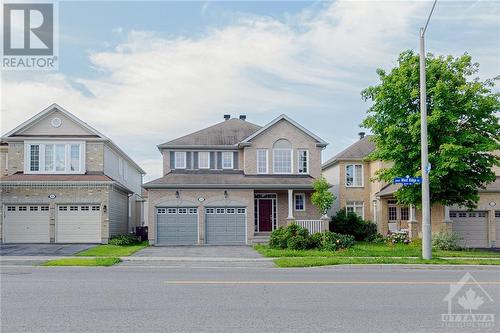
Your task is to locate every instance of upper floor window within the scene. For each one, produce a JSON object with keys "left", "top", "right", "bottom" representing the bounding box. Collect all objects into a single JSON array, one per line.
[
  {"left": 175, "top": 152, "right": 186, "bottom": 169},
  {"left": 198, "top": 151, "right": 210, "bottom": 169},
  {"left": 25, "top": 142, "right": 84, "bottom": 174},
  {"left": 345, "top": 164, "right": 363, "bottom": 187},
  {"left": 297, "top": 149, "right": 309, "bottom": 174},
  {"left": 273, "top": 139, "right": 292, "bottom": 174},
  {"left": 295, "top": 193, "right": 305, "bottom": 211},
  {"left": 257, "top": 149, "right": 268, "bottom": 174},
  {"left": 222, "top": 152, "right": 233, "bottom": 169}
]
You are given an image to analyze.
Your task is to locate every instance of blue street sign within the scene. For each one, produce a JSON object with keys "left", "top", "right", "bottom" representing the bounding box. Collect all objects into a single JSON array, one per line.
[{"left": 393, "top": 175, "right": 422, "bottom": 186}]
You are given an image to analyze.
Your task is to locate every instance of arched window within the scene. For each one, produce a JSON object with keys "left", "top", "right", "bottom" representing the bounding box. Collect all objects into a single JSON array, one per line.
[{"left": 273, "top": 139, "right": 292, "bottom": 173}]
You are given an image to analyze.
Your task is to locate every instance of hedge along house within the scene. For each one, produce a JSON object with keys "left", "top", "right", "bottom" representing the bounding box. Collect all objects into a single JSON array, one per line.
[
  {"left": 322, "top": 134, "right": 500, "bottom": 248},
  {"left": 143, "top": 114, "right": 329, "bottom": 246},
  {"left": 0, "top": 104, "right": 145, "bottom": 244}
]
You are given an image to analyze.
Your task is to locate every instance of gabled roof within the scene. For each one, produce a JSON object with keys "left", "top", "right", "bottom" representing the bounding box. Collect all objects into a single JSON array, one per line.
[
  {"left": 158, "top": 118, "right": 262, "bottom": 148},
  {"left": 322, "top": 135, "right": 375, "bottom": 169},
  {"left": 240, "top": 114, "right": 328, "bottom": 148},
  {"left": 2, "top": 103, "right": 146, "bottom": 174}
]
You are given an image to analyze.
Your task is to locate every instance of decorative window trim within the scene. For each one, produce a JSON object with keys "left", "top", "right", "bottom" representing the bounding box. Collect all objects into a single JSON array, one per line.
[
  {"left": 198, "top": 151, "right": 210, "bottom": 169},
  {"left": 345, "top": 164, "right": 364, "bottom": 187},
  {"left": 24, "top": 141, "right": 85, "bottom": 174},
  {"left": 294, "top": 193, "right": 305, "bottom": 211},
  {"left": 237, "top": 208, "right": 246, "bottom": 214},
  {"left": 157, "top": 208, "right": 167, "bottom": 214},
  {"left": 206, "top": 208, "right": 215, "bottom": 214},
  {"left": 167, "top": 208, "right": 177, "bottom": 214},
  {"left": 174, "top": 152, "right": 187, "bottom": 169},
  {"left": 272, "top": 148, "right": 293, "bottom": 174},
  {"left": 297, "top": 149, "right": 309, "bottom": 174},
  {"left": 216, "top": 208, "right": 225, "bottom": 214},
  {"left": 188, "top": 208, "right": 198, "bottom": 214},
  {"left": 91, "top": 205, "right": 100, "bottom": 211},
  {"left": 221, "top": 151, "right": 233, "bottom": 169},
  {"left": 226, "top": 208, "right": 236, "bottom": 214},
  {"left": 178, "top": 208, "right": 188, "bottom": 214},
  {"left": 256, "top": 149, "right": 268, "bottom": 174}
]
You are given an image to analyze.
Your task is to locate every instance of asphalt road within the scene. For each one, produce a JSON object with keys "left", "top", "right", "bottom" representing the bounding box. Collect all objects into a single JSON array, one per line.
[{"left": 1, "top": 264, "right": 499, "bottom": 333}]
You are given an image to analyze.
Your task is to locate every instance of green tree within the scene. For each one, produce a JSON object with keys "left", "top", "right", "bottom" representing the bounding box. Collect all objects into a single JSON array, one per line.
[
  {"left": 362, "top": 51, "right": 500, "bottom": 209},
  {"left": 311, "top": 177, "right": 335, "bottom": 217}
]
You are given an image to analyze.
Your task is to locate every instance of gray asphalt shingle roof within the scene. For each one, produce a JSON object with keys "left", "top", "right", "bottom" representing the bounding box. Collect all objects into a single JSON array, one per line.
[
  {"left": 158, "top": 118, "right": 262, "bottom": 147},
  {"left": 322, "top": 135, "right": 375, "bottom": 169},
  {"left": 143, "top": 170, "right": 316, "bottom": 189}
]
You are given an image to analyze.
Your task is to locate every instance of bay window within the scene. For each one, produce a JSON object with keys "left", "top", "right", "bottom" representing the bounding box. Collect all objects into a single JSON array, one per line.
[
  {"left": 345, "top": 164, "right": 363, "bottom": 187},
  {"left": 25, "top": 142, "right": 85, "bottom": 174}
]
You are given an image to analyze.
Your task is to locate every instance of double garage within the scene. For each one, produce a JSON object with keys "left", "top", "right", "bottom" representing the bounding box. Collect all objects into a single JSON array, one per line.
[
  {"left": 451, "top": 210, "right": 500, "bottom": 248},
  {"left": 3, "top": 204, "right": 101, "bottom": 243},
  {"left": 156, "top": 206, "right": 247, "bottom": 245}
]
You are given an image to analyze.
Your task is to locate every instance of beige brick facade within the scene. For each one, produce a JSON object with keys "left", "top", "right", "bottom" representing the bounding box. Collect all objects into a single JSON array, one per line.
[{"left": 86, "top": 142, "right": 105, "bottom": 172}]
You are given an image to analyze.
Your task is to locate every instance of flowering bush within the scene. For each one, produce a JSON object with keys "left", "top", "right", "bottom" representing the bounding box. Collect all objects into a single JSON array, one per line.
[
  {"left": 310, "top": 231, "right": 355, "bottom": 251},
  {"left": 432, "top": 232, "right": 463, "bottom": 251},
  {"left": 387, "top": 232, "right": 410, "bottom": 244}
]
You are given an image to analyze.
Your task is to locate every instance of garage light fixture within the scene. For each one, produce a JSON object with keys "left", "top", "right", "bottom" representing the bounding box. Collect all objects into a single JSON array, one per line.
[
  {"left": 224, "top": 190, "right": 228, "bottom": 199},
  {"left": 175, "top": 190, "right": 180, "bottom": 199}
]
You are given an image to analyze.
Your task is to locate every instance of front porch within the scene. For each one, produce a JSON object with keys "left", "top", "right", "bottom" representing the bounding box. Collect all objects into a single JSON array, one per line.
[{"left": 252, "top": 189, "right": 328, "bottom": 243}]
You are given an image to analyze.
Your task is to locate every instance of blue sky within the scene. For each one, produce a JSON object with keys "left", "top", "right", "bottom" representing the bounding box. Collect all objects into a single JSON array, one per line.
[{"left": 2, "top": 1, "right": 499, "bottom": 180}]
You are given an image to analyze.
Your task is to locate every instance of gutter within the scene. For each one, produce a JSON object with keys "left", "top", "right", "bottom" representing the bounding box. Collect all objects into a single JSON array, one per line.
[{"left": 143, "top": 183, "right": 314, "bottom": 190}]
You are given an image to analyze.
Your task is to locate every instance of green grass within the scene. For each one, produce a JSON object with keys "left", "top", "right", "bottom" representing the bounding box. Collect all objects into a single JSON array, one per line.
[
  {"left": 274, "top": 257, "right": 500, "bottom": 267},
  {"left": 254, "top": 242, "right": 500, "bottom": 259},
  {"left": 42, "top": 257, "right": 121, "bottom": 267},
  {"left": 75, "top": 241, "right": 148, "bottom": 257}
]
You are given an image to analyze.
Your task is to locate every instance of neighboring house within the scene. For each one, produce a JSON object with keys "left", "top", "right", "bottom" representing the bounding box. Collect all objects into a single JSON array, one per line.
[
  {"left": 0, "top": 104, "right": 146, "bottom": 244},
  {"left": 322, "top": 134, "right": 500, "bottom": 248},
  {"left": 143, "top": 114, "right": 328, "bottom": 245}
]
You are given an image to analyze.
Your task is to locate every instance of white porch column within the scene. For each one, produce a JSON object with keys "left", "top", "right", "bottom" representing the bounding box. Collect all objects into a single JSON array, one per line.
[
  {"left": 408, "top": 204, "right": 418, "bottom": 240},
  {"left": 287, "top": 189, "right": 294, "bottom": 220},
  {"left": 409, "top": 204, "right": 417, "bottom": 222}
]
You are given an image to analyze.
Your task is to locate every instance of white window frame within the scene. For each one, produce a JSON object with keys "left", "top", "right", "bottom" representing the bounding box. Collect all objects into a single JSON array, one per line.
[
  {"left": 198, "top": 151, "right": 210, "bottom": 169},
  {"left": 297, "top": 149, "right": 309, "bottom": 174},
  {"left": 24, "top": 141, "right": 85, "bottom": 174},
  {"left": 157, "top": 208, "right": 167, "bottom": 214},
  {"left": 272, "top": 148, "right": 293, "bottom": 174},
  {"left": 345, "top": 164, "right": 364, "bottom": 187},
  {"left": 226, "top": 208, "right": 236, "bottom": 214},
  {"left": 178, "top": 208, "right": 188, "bottom": 214},
  {"left": 206, "top": 208, "right": 215, "bottom": 214},
  {"left": 256, "top": 149, "right": 268, "bottom": 174},
  {"left": 346, "top": 201, "right": 364, "bottom": 219},
  {"left": 221, "top": 151, "right": 233, "bottom": 169},
  {"left": 174, "top": 152, "right": 187, "bottom": 169},
  {"left": 294, "top": 193, "right": 305, "bottom": 211}
]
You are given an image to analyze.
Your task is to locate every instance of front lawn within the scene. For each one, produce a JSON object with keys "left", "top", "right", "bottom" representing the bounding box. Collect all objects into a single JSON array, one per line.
[
  {"left": 275, "top": 257, "right": 500, "bottom": 268},
  {"left": 254, "top": 242, "right": 500, "bottom": 259},
  {"left": 42, "top": 257, "right": 121, "bottom": 267},
  {"left": 75, "top": 241, "right": 148, "bottom": 257}
]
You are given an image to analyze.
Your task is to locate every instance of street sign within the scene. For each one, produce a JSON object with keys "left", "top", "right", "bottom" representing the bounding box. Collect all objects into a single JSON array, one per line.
[{"left": 393, "top": 175, "right": 422, "bottom": 186}]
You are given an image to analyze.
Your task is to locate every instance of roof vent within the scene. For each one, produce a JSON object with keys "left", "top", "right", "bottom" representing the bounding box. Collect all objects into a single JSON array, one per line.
[
  {"left": 239, "top": 115, "right": 246, "bottom": 121},
  {"left": 358, "top": 132, "right": 366, "bottom": 140},
  {"left": 223, "top": 114, "right": 231, "bottom": 120}
]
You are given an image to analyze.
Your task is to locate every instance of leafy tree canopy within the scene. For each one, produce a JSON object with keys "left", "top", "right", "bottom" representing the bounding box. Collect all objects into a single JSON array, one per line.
[
  {"left": 362, "top": 51, "right": 500, "bottom": 209},
  {"left": 311, "top": 177, "right": 335, "bottom": 217}
]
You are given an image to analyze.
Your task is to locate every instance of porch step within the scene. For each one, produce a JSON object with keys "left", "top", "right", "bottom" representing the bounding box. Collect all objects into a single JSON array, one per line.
[{"left": 252, "top": 232, "right": 271, "bottom": 245}]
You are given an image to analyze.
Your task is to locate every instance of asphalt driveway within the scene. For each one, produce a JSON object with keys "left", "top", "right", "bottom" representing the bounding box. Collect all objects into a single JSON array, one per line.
[
  {"left": 132, "top": 245, "right": 263, "bottom": 258},
  {"left": 0, "top": 244, "right": 95, "bottom": 256}
]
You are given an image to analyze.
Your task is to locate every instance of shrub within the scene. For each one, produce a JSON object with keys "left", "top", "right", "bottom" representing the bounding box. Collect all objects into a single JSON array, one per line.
[
  {"left": 108, "top": 234, "right": 139, "bottom": 246},
  {"left": 269, "top": 223, "right": 311, "bottom": 250},
  {"left": 387, "top": 232, "right": 410, "bottom": 244},
  {"left": 287, "top": 235, "right": 309, "bottom": 250},
  {"left": 311, "top": 231, "right": 355, "bottom": 251},
  {"left": 269, "top": 226, "right": 288, "bottom": 249},
  {"left": 329, "top": 209, "right": 378, "bottom": 241},
  {"left": 367, "top": 233, "right": 386, "bottom": 244},
  {"left": 432, "top": 232, "right": 463, "bottom": 251}
]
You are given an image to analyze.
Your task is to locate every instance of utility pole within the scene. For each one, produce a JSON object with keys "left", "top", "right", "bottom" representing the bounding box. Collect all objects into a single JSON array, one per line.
[{"left": 420, "top": 0, "right": 437, "bottom": 260}]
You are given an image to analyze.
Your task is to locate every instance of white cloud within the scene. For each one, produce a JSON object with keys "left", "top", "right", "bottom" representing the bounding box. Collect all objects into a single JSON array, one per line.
[{"left": 1, "top": 1, "right": 498, "bottom": 180}]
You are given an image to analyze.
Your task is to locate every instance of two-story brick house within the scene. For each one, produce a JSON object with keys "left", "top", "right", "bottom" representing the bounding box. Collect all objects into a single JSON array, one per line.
[
  {"left": 0, "top": 104, "right": 145, "bottom": 244},
  {"left": 143, "top": 114, "right": 328, "bottom": 245},
  {"left": 322, "top": 134, "right": 500, "bottom": 248}
]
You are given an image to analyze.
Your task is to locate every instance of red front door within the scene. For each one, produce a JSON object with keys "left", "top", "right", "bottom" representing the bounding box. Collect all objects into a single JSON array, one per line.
[{"left": 258, "top": 199, "right": 273, "bottom": 232}]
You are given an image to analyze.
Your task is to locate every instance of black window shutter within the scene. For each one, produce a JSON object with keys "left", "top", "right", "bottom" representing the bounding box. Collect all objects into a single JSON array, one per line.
[
  {"left": 170, "top": 151, "right": 175, "bottom": 169},
  {"left": 210, "top": 152, "right": 215, "bottom": 169},
  {"left": 193, "top": 152, "right": 198, "bottom": 169},
  {"left": 233, "top": 152, "right": 239, "bottom": 169}
]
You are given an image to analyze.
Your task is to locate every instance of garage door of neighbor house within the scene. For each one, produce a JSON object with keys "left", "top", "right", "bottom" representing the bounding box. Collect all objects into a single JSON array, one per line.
[
  {"left": 3, "top": 205, "right": 50, "bottom": 243},
  {"left": 496, "top": 211, "right": 500, "bottom": 247},
  {"left": 156, "top": 207, "right": 198, "bottom": 245},
  {"left": 205, "top": 207, "right": 246, "bottom": 245},
  {"left": 56, "top": 205, "right": 101, "bottom": 243},
  {"left": 451, "top": 211, "right": 488, "bottom": 248}
]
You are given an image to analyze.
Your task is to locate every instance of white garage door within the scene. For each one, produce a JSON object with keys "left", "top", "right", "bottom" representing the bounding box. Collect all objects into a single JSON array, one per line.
[
  {"left": 3, "top": 205, "right": 50, "bottom": 243},
  {"left": 156, "top": 207, "right": 198, "bottom": 245},
  {"left": 56, "top": 205, "right": 101, "bottom": 243},
  {"left": 451, "top": 211, "right": 488, "bottom": 248}
]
